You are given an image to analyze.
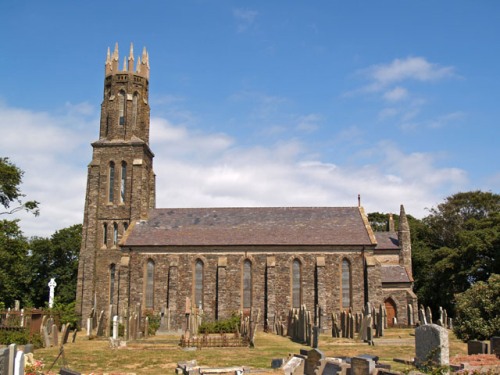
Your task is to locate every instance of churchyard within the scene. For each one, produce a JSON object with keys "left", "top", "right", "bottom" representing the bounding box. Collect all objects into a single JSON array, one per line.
[{"left": 1, "top": 328, "right": 479, "bottom": 374}]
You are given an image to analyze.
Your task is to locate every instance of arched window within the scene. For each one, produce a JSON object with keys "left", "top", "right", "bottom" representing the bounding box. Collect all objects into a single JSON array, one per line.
[
  {"left": 103, "top": 223, "right": 108, "bottom": 247},
  {"left": 292, "top": 259, "right": 302, "bottom": 308},
  {"left": 145, "top": 259, "right": 154, "bottom": 308},
  {"left": 123, "top": 222, "right": 128, "bottom": 231},
  {"left": 243, "top": 260, "right": 252, "bottom": 309},
  {"left": 118, "top": 90, "right": 126, "bottom": 125},
  {"left": 120, "top": 161, "right": 127, "bottom": 203},
  {"left": 132, "top": 93, "right": 138, "bottom": 128},
  {"left": 113, "top": 222, "right": 118, "bottom": 246},
  {"left": 108, "top": 161, "right": 115, "bottom": 203},
  {"left": 195, "top": 259, "right": 204, "bottom": 309},
  {"left": 342, "top": 259, "right": 352, "bottom": 309},
  {"left": 109, "top": 264, "right": 116, "bottom": 305}
]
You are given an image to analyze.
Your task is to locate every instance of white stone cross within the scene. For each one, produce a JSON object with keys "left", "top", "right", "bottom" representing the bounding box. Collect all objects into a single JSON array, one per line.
[{"left": 48, "top": 278, "right": 57, "bottom": 308}]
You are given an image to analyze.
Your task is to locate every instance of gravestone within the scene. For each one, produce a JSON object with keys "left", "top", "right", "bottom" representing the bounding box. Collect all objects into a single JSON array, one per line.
[
  {"left": 304, "top": 348, "right": 325, "bottom": 375},
  {"left": 60, "top": 368, "right": 81, "bottom": 375},
  {"left": 468, "top": 340, "right": 488, "bottom": 355},
  {"left": 322, "top": 360, "right": 342, "bottom": 375},
  {"left": 112, "top": 315, "right": 119, "bottom": 340},
  {"left": 0, "top": 347, "right": 10, "bottom": 375},
  {"left": 14, "top": 350, "right": 24, "bottom": 375},
  {"left": 62, "top": 324, "right": 71, "bottom": 345},
  {"left": 52, "top": 324, "right": 59, "bottom": 346},
  {"left": 351, "top": 356, "right": 375, "bottom": 375},
  {"left": 271, "top": 358, "right": 285, "bottom": 368},
  {"left": 491, "top": 336, "right": 500, "bottom": 358},
  {"left": 442, "top": 309, "right": 448, "bottom": 329},
  {"left": 283, "top": 356, "right": 305, "bottom": 375},
  {"left": 407, "top": 304, "right": 414, "bottom": 326},
  {"left": 43, "top": 326, "right": 51, "bottom": 347},
  {"left": 312, "top": 326, "right": 319, "bottom": 348},
  {"left": 72, "top": 329, "right": 78, "bottom": 343},
  {"left": 418, "top": 306, "right": 427, "bottom": 325},
  {"left": 415, "top": 324, "right": 449, "bottom": 367},
  {"left": 96, "top": 310, "right": 105, "bottom": 336},
  {"left": 425, "top": 306, "right": 433, "bottom": 324},
  {"left": 8, "top": 344, "right": 16, "bottom": 375},
  {"left": 23, "top": 344, "right": 33, "bottom": 355}
]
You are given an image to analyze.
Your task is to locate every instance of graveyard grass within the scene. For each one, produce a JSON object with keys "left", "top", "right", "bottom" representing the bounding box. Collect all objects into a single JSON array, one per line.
[{"left": 32, "top": 328, "right": 467, "bottom": 374}]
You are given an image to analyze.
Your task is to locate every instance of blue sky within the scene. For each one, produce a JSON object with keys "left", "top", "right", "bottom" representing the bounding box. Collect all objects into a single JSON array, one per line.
[{"left": 1, "top": 1, "right": 499, "bottom": 237}]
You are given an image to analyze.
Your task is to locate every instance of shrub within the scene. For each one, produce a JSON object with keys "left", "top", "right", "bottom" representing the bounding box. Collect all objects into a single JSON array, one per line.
[
  {"left": 144, "top": 310, "right": 160, "bottom": 336},
  {"left": 0, "top": 329, "right": 43, "bottom": 348},
  {"left": 198, "top": 313, "right": 240, "bottom": 334},
  {"left": 453, "top": 273, "right": 500, "bottom": 341}
]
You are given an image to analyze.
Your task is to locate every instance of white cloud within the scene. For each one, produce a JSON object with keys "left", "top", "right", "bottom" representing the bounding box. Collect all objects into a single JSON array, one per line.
[
  {"left": 383, "top": 86, "right": 408, "bottom": 102},
  {"left": 368, "top": 57, "right": 455, "bottom": 88},
  {"left": 233, "top": 8, "right": 259, "bottom": 33},
  {"left": 0, "top": 101, "right": 469, "bottom": 238}
]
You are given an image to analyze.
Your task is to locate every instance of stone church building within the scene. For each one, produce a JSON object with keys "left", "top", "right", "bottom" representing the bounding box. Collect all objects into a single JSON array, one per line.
[{"left": 76, "top": 44, "right": 417, "bottom": 331}]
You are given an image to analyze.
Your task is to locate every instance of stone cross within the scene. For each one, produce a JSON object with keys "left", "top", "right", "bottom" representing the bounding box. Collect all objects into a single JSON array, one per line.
[{"left": 48, "top": 278, "right": 57, "bottom": 308}]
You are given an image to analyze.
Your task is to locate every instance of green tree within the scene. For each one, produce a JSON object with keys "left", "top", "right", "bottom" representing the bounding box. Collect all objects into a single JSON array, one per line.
[
  {"left": 0, "top": 219, "right": 30, "bottom": 306},
  {"left": 0, "top": 157, "right": 39, "bottom": 216},
  {"left": 27, "top": 224, "right": 81, "bottom": 306},
  {"left": 453, "top": 273, "right": 500, "bottom": 341},
  {"left": 412, "top": 191, "right": 500, "bottom": 315}
]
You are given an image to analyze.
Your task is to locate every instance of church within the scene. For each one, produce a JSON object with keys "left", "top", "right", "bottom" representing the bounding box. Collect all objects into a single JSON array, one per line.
[{"left": 75, "top": 44, "right": 417, "bottom": 332}]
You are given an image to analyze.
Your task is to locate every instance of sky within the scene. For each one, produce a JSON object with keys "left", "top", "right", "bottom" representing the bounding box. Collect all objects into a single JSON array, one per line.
[{"left": 1, "top": 1, "right": 499, "bottom": 237}]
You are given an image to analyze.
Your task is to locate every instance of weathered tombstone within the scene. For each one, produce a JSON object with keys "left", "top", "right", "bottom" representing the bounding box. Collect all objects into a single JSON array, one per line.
[
  {"left": 96, "top": 310, "right": 105, "bottom": 337},
  {"left": 407, "top": 304, "right": 414, "bottom": 326},
  {"left": 23, "top": 344, "right": 33, "bottom": 355},
  {"left": 62, "top": 324, "right": 71, "bottom": 345},
  {"left": 112, "top": 315, "right": 119, "bottom": 340},
  {"left": 415, "top": 324, "right": 449, "bottom": 367},
  {"left": 72, "top": 329, "right": 78, "bottom": 343},
  {"left": 144, "top": 316, "right": 149, "bottom": 338},
  {"left": 418, "top": 306, "right": 427, "bottom": 325},
  {"left": 322, "top": 360, "right": 342, "bottom": 375},
  {"left": 304, "top": 349, "right": 325, "bottom": 375},
  {"left": 271, "top": 358, "right": 285, "bottom": 369},
  {"left": 468, "top": 340, "right": 488, "bottom": 355},
  {"left": 43, "top": 326, "right": 51, "bottom": 347},
  {"left": 351, "top": 356, "right": 375, "bottom": 375},
  {"left": 86, "top": 317, "right": 92, "bottom": 336},
  {"left": 491, "top": 336, "right": 500, "bottom": 358},
  {"left": 60, "top": 368, "right": 81, "bottom": 375},
  {"left": 349, "top": 313, "right": 355, "bottom": 339},
  {"left": 442, "top": 309, "right": 448, "bottom": 329},
  {"left": 283, "top": 356, "right": 305, "bottom": 375},
  {"left": 14, "top": 350, "right": 24, "bottom": 375},
  {"left": 425, "top": 306, "right": 433, "bottom": 324},
  {"left": 14, "top": 300, "right": 20, "bottom": 311},
  {"left": 52, "top": 324, "right": 59, "bottom": 346},
  {"left": 8, "top": 344, "right": 16, "bottom": 375},
  {"left": 39, "top": 315, "right": 47, "bottom": 334},
  {"left": 0, "top": 347, "right": 10, "bottom": 375},
  {"left": 312, "top": 326, "right": 320, "bottom": 348}
]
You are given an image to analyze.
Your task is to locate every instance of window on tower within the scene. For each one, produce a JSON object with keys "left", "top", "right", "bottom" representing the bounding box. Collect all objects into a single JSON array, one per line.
[
  {"left": 132, "top": 93, "right": 138, "bottom": 128},
  {"left": 108, "top": 162, "right": 115, "bottom": 203},
  {"left": 243, "top": 259, "right": 252, "bottom": 309},
  {"left": 118, "top": 90, "right": 126, "bottom": 125},
  {"left": 145, "top": 259, "right": 155, "bottom": 308},
  {"left": 120, "top": 161, "right": 127, "bottom": 203},
  {"left": 342, "top": 259, "right": 352, "bottom": 309},
  {"left": 113, "top": 222, "right": 118, "bottom": 246},
  {"left": 292, "top": 259, "right": 302, "bottom": 308}
]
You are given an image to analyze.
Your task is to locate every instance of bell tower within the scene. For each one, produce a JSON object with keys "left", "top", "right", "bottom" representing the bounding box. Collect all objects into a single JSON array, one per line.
[{"left": 76, "top": 43, "right": 155, "bottom": 323}]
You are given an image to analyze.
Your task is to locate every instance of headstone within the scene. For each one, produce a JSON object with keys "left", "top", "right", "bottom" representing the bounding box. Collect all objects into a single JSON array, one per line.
[
  {"left": 62, "top": 324, "right": 71, "bottom": 345},
  {"left": 96, "top": 310, "right": 105, "bottom": 336},
  {"left": 271, "top": 358, "right": 285, "bottom": 369},
  {"left": 40, "top": 315, "right": 47, "bottom": 334},
  {"left": 418, "top": 306, "right": 427, "bottom": 325},
  {"left": 60, "top": 369, "right": 82, "bottom": 375},
  {"left": 442, "top": 309, "right": 448, "bottom": 329},
  {"left": 43, "top": 326, "right": 51, "bottom": 347},
  {"left": 23, "top": 344, "right": 34, "bottom": 354},
  {"left": 304, "top": 349, "right": 325, "bottom": 375},
  {"left": 415, "top": 324, "right": 449, "bottom": 367},
  {"left": 0, "top": 347, "right": 10, "bottom": 375},
  {"left": 52, "top": 324, "right": 59, "bottom": 346},
  {"left": 491, "top": 336, "right": 500, "bottom": 358},
  {"left": 14, "top": 350, "right": 24, "bottom": 375},
  {"left": 283, "top": 356, "right": 305, "bottom": 375},
  {"left": 322, "top": 360, "right": 342, "bottom": 375},
  {"left": 14, "top": 300, "right": 20, "bottom": 311},
  {"left": 72, "top": 329, "right": 78, "bottom": 343},
  {"left": 468, "top": 340, "right": 488, "bottom": 355},
  {"left": 407, "top": 304, "right": 414, "bottom": 326},
  {"left": 425, "top": 306, "right": 432, "bottom": 324},
  {"left": 351, "top": 356, "right": 375, "bottom": 375},
  {"left": 86, "top": 317, "right": 92, "bottom": 336},
  {"left": 48, "top": 278, "right": 57, "bottom": 308},
  {"left": 112, "top": 315, "right": 119, "bottom": 340},
  {"left": 312, "top": 326, "right": 319, "bottom": 348},
  {"left": 8, "top": 344, "right": 16, "bottom": 375}
]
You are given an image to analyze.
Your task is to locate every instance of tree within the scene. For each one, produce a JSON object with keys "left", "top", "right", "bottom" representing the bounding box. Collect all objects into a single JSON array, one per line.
[
  {"left": 0, "top": 157, "right": 39, "bottom": 216},
  {"left": 27, "top": 224, "right": 81, "bottom": 306},
  {"left": 0, "top": 219, "right": 30, "bottom": 307},
  {"left": 453, "top": 273, "right": 500, "bottom": 341},
  {"left": 412, "top": 191, "right": 500, "bottom": 315}
]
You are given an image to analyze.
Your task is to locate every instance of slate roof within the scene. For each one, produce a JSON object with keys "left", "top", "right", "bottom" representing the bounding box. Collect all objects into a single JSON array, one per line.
[
  {"left": 123, "top": 207, "right": 376, "bottom": 247},
  {"left": 381, "top": 265, "right": 411, "bottom": 283},
  {"left": 374, "top": 232, "right": 400, "bottom": 250}
]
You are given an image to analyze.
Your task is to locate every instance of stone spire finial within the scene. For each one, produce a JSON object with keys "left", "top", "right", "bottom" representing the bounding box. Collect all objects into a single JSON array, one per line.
[
  {"left": 112, "top": 43, "right": 119, "bottom": 61},
  {"left": 106, "top": 47, "right": 111, "bottom": 64},
  {"left": 122, "top": 56, "right": 127, "bottom": 71},
  {"left": 388, "top": 213, "right": 395, "bottom": 232},
  {"left": 128, "top": 43, "right": 134, "bottom": 72},
  {"left": 111, "top": 43, "right": 119, "bottom": 73},
  {"left": 398, "top": 205, "right": 409, "bottom": 233}
]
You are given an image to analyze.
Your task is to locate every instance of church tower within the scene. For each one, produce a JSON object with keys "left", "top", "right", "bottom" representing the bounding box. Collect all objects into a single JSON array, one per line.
[{"left": 76, "top": 43, "right": 155, "bottom": 323}]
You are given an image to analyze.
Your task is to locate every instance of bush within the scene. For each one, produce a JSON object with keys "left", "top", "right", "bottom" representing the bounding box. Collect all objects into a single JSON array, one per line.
[
  {"left": 50, "top": 301, "right": 79, "bottom": 330},
  {"left": 453, "top": 273, "right": 500, "bottom": 341},
  {"left": 198, "top": 313, "right": 240, "bottom": 334},
  {"left": 144, "top": 310, "right": 160, "bottom": 336},
  {"left": 0, "top": 329, "right": 43, "bottom": 348}
]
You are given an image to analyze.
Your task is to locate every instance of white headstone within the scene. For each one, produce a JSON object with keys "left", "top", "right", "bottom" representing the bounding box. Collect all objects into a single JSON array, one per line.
[
  {"left": 48, "top": 278, "right": 57, "bottom": 308},
  {"left": 112, "top": 315, "right": 119, "bottom": 340},
  {"left": 13, "top": 351, "right": 24, "bottom": 375}
]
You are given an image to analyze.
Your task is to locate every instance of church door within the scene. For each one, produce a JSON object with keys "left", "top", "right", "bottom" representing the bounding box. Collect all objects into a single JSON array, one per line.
[{"left": 385, "top": 298, "right": 397, "bottom": 327}]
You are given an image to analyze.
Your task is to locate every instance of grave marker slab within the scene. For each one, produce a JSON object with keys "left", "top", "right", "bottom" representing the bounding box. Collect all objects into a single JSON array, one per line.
[
  {"left": 468, "top": 340, "right": 488, "bottom": 355},
  {"left": 13, "top": 351, "right": 24, "bottom": 375},
  {"left": 491, "top": 336, "right": 500, "bottom": 358},
  {"left": 415, "top": 324, "right": 449, "bottom": 367},
  {"left": 351, "top": 356, "right": 375, "bottom": 375},
  {"left": 0, "top": 348, "right": 10, "bottom": 375}
]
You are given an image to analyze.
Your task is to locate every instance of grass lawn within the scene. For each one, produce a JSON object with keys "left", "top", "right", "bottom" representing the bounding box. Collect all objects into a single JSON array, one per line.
[{"left": 32, "top": 328, "right": 467, "bottom": 374}]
